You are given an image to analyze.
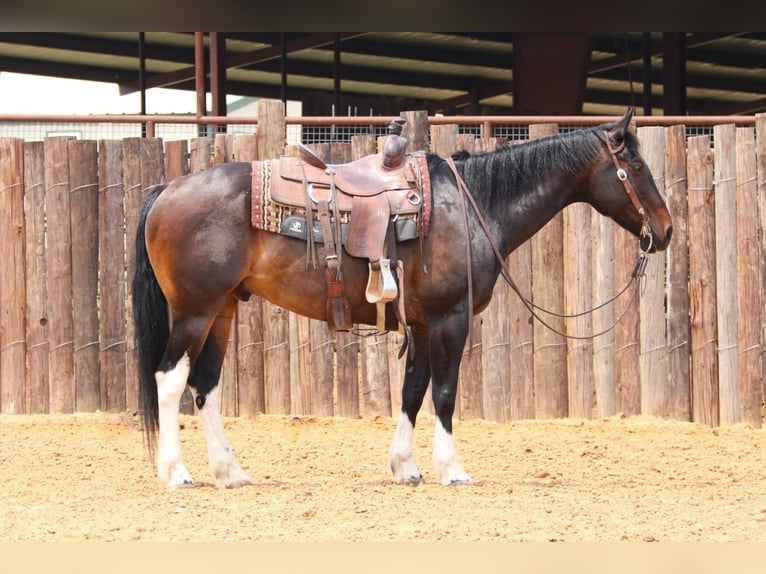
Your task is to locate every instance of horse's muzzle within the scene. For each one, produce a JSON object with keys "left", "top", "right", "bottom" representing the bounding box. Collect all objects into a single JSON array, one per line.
[{"left": 645, "top": 224, "right": 672, "bottom": 253}]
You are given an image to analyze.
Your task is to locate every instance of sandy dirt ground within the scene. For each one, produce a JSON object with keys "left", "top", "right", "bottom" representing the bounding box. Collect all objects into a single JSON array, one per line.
[{"left": 2, "top": 410, "right": 766, "bottom": 542}]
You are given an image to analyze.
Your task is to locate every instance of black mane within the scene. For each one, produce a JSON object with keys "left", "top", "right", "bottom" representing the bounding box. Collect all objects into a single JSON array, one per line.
[{"left": 438, "top": 126, "right": 639, "bottom": 211}]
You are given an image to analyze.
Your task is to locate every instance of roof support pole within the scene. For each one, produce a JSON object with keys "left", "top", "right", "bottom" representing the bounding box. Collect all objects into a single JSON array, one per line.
[
  {"left": 195, "top": 32, "right": 206, "bottom": 136},
  {"left": 512, "top": 33, "right": 592, "bottom": 114},
  {"left": 210, "top": 32, "right": 227, "bottom": 133},
  {"left": 662, "top": 33, "right": 686, "bottom": 115},
  {"left": 138, "top": 32, "right": 147, "bottom": 136}
]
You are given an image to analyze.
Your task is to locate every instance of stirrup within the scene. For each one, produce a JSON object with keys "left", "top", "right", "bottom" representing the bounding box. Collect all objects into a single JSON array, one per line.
[{"left": 365, "top": 259, "right": 398, "bottom": 304}]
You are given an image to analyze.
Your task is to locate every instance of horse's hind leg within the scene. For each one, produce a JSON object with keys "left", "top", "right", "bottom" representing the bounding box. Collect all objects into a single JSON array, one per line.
[
  {"left": 157, "top": 357, "right": 193, "bottom": 487},
  {"left": 155, "top": 314, "right": 218, "bottom": 487},
  {"left": 189, "top": 296, "right": 252, "bottom": 488}
]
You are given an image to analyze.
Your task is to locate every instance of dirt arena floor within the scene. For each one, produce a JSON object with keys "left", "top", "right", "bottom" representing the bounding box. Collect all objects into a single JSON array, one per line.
[{"left": 2, "top": 410, "right": 766, "bottom": 542}]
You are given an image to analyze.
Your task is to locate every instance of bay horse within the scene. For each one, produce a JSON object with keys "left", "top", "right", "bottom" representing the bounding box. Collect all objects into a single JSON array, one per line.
[{"left": 133, "top": 108, "right": 672, "bottom": 488}]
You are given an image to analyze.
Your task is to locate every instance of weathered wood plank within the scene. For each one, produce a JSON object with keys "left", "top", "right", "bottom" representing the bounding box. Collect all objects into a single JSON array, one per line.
[
  {"left": 687, "top": 136, "right": 718, "bottom": 426},
  {"left": 429, "top": 124, "right": 457, "bottom": 158},
  {"left": 664, "top": 125, "right": 691, "bottom": 420},
  {"left": 45, "top": 137, "right": 75, "bottom": 413},
  {"left": 0, "top": 138, "right": 27, "bottom": 413},
  {"left": 122, "top": 138, "right": 142, "bottom": 413},
  {"left": 23, "top": 141, "right": 48, "bottom": 414},
  {"left": 756, "top": 114, "right": 766, "bottom": 418},
  {"left": 477, "top": 135, "right": 511, "bottom": 423},
  {"left": 713, "top": 124, "right": 739, "bottom": 425},
  {"left": 69, "top": 139, "right": 101, "bottom": 412},
  {"left": 529, "top": 123, "right": 567, "bottom": 419},
  {"left": 591, "top": 207, "right": 616, "bottom": 418},
  {"left": 507, "top": 138, "right": 534, "bottom": 421},
  {"left": 257, "top": 99, "right": 290, "bottom": 414},
  {"left": 98, "top": 140, "right": 127, "bottom": 412},
  {"left": 637, "top": 127, "right": 669, "bottom": 418},
  {"left": 564, "top": 202, "right": 593, "bottom": 419},
  {"left": 735, "top": 127, "right": 762, "bottom": 426}
]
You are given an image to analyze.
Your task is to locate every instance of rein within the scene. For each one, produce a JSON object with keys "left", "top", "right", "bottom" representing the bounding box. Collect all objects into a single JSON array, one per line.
[{"left": 445, "top": 133, "right": 653, "bottom": 342}]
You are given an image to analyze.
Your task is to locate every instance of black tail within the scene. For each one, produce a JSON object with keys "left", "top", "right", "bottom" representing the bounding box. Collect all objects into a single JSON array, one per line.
[{"left": 132, "top": 185, "right": 168, "bottom": 457}]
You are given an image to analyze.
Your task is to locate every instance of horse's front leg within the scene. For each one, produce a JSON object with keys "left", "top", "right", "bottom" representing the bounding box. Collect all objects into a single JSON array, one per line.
[
  {"left": 429, "top": 313, "right": 472, "bottom": 485},
  {"left": 389, "top": 330, "right": 431, "bottom": 484}
]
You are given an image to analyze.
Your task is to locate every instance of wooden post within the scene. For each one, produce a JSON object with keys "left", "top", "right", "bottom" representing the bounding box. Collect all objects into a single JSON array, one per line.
[
  {"left": 637, "top": 126, "right": 669, "bottom": 418},
  {"left": 233, "top": 133, "right": 265, "bottom": 416},
  {"left": 429, "top": 124, "right": 457, "bottom": 158},
  {"left": 23, "top": 141, "right": 48, "bottom": 413},
  {"left": 399, "top": 110, "right": 429, "bottom": 153},
  {"left": 529, "top": 123, "right": 567, "bottom": 419},
  {"left": 98, "top": 140, "right": 127, "bottom": 412},
  {"left": 212, "top": 133, "right": 234, "bottom": 166},
  {"left": 756, "top": 114, "right": 766, "bottom": 412},
  {"left": 687, "top": 135, "right": 718, "bottom": 425},
  {"left": 69, "top": 140, "right": 101, "bottom": 412},
  {"left": 189, "top": 137, "right": 212, "bottom": 172},
  {"left": 45, "top": 137, "right": 75, "bottom": 413},
  {"left": 564, "top": 202, "right": 593, "bottom": 419},
  {"left": 0, "top": 138, "right": 26, "bottom": 413},
  {"left": 503, "top": 138, "right": 534, "bottom": 421},
  {"left": 664, "top": 125, "right": 691, "bottom": 420},
  {"left": 474, "top": 135, "right": 511, "bottom": 423},
  {"left": 713, "top": 124, "right": 739, "bottom": 425},
  {"left": 164, "top": 140, "right": 189, "bottom": 181},
  {"left": 289, "top": 309, "right": 311, "bottom": 415},
  {"left": 735, "top": 127, "right": 762, "bottom": 427},
  {"left": 122, "top": 138, "right": 142, "bottom": 413},
  {"left": 591, "top": 196, "right": 616, "bottom": 418},
  {"left": 256, "top": 99, "right": 290, "bottom": 414}
]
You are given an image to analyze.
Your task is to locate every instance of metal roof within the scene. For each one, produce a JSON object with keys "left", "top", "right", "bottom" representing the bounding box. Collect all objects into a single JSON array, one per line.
[{"left": 1, "top": 32, "right": 765, "bottom": 116}]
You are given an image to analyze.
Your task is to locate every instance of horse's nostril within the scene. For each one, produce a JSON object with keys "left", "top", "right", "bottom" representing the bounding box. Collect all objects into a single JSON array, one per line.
[{"left": 666, "top": 225, "right": 673, "bottom": 243}]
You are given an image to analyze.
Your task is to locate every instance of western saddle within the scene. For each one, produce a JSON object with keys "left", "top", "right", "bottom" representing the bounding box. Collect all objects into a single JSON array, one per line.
[{"left": 254, "top": 118, "right": 431, "bottom": 339}]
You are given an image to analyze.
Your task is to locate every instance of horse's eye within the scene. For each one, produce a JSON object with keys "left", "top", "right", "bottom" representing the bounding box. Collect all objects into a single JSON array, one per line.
[{"left": 630, "top": 161, "right": 643, "bottom": 172}]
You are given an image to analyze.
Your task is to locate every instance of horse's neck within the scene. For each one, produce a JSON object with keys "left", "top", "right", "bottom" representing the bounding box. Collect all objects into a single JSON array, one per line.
[{"left": 491, "top": 170, "right": 579, "bottom": 256}]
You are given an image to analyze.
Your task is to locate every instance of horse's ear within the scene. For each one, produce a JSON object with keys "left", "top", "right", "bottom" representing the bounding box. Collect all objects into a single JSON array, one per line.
[{"left": 606, "top": 107, "right": 634, "bottom": 147}]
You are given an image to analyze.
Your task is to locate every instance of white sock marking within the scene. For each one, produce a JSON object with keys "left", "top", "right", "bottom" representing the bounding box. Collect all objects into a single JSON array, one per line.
[
  {"left": 194, "top": 385, "right": 252, "bottom": 488},
  {"left": 156, "top": 353, "right": 193, "bottom": 487},
  {"left": 389, "top": 411, "right": 423, "bottom": 483},
  {"left": 433, "top": 418, "right": 471, "bottom": 485}
]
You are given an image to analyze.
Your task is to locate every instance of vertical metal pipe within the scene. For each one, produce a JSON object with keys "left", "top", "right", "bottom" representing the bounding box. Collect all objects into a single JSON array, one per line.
[
  {"left": 195, "top": 32, "right": 206, "bottom": 136},
  {"left": 642, "top": 32, "right": 652, "bottom": 116},
  {"left": 280, "top": 32, "right": 287, "bottom": 104},
  {"left": 139, "top": 32, "right": 146, "bottom": 136},
  {"left": 333, "top": 32, "right": 341, "bottom": 115},
  {"left": 210, "top": 32, "right": 227, "bottom": 133}
]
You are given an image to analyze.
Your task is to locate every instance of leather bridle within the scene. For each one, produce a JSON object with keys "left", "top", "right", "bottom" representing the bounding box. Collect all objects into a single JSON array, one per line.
[{"left": 603, "top": 131, "right": 653, "bottom": 252}]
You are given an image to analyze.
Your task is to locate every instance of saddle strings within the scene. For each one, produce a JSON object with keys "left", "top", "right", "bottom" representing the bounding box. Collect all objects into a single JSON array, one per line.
[{"left": 445, "top": 157, "right": 649, "bottom": 341}]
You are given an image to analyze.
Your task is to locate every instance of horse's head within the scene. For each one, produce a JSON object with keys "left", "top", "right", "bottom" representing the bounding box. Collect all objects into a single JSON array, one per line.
[{"left": 589, "top": 108, "right": 673, "bottom": 253}]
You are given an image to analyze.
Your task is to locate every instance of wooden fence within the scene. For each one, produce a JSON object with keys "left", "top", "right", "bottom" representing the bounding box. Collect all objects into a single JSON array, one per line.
[{"left": 1, "top": 101, "right": 765, "bottom": 427}]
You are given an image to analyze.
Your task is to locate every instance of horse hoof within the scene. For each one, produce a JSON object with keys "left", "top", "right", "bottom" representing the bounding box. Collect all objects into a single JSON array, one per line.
[
  {"left": 395, "top": 473, "right": 423, "bottom": 485},
  {"left": 168, "top": 478, "right": 195, "bottom": 489},
  {"left": 448, "top": 478, "right": 473, "bottom": 486},
  {"left": 224, "top": 478, "right": 254, "bottom": 489}
]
